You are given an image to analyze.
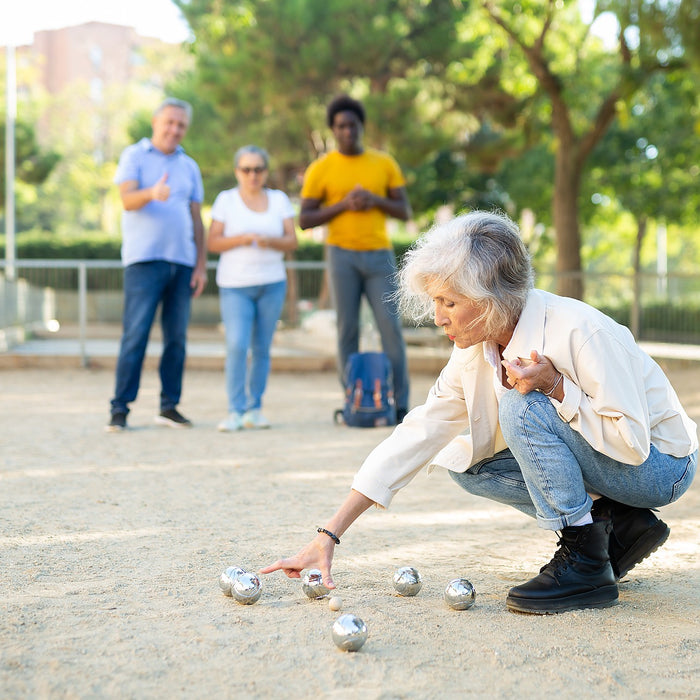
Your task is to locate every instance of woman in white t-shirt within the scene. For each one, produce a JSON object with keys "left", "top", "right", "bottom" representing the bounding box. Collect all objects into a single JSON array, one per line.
[{"left": 207, "top": 145, "right": 298, "bottom": 431}]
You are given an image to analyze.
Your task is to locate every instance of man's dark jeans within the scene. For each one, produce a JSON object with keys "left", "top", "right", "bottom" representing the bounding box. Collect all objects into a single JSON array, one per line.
[{"left": 110, "top": 261, "right": 192, "bottom": 415}]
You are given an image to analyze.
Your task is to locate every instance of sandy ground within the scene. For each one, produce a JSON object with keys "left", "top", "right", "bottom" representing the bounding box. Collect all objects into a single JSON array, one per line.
[{"left": 1, "top": 364, "right": 699, "bottom": 699}]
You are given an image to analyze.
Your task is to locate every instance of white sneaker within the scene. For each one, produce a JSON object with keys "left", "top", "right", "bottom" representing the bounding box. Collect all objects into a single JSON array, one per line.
[
  {"left": 242, "top": 409, "right": 271, "bottom": 429},
  {"left": 217, "top": 413, "right": 244, "bottom": 432}
]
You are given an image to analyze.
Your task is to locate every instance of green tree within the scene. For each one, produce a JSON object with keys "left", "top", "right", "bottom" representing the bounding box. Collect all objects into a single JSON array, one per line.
[
  {"left": 173, "top": 0, "right": 466, "bottom": 201},
  {"left": 4, "top": 35, "right": 193, "bottom": 235},
  {"left": 447, "top": 0, "right": 698, "bottom": 297},
  {"left": 0, "top": 118, "right": 60, "bottom": 210},
  {"left": 586, "top": 71, "right": 700, "bottom": 332},
  {"left": 590, "top": 72, "right": 700, "bottom": 238},
  {"left": 172, "top": 0, "right": 699, "bottom": 297}
]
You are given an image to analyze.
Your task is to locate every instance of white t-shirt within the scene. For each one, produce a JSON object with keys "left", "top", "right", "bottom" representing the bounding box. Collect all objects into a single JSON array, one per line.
[{"left": 211, "top": 187, "right": 295, "bottom": 287}]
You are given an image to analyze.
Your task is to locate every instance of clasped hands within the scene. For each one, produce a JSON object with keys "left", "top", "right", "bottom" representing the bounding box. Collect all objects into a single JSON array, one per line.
[
  {"left": 236, "top": 232, "right": 269, "bottom": 248},
  {"left": 501, "top": 351, "right": 561, "bottom": 396},
  {"left": 343, "top": 184, "right": 376, "bottom": 212}
]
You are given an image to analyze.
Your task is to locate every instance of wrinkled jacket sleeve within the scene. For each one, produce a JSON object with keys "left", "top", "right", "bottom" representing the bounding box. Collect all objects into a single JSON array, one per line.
[
  {"left": 553, "top": 328, "right": 651, "bottom": 464},
  {"left": 351, "top": 356, "right": 470, "bottom": 508}
]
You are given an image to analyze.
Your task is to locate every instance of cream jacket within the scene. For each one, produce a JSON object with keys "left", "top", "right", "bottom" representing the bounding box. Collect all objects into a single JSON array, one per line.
[{"left": 352, "top": 289, "right": 698, "bottom": 508}]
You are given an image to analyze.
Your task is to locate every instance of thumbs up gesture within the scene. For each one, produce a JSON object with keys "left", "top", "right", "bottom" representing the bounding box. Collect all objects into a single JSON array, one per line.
[{"left": 151, "top": 173, "right": 170, "bottom": 202}]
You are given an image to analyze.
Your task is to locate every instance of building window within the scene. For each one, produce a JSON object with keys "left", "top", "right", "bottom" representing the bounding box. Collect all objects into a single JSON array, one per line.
[
  {"left": 90, "top": 45, "right": 103, "bottom": 70},
  {"left": 90, "top": 77, "right": 103, "bottom": 103}
]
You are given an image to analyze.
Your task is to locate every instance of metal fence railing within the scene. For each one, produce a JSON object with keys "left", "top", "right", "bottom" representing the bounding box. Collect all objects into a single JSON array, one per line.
[
  {"left": 2, "top": 259, "right": 700, "bottom": 357},
  {"left": 0, "top": 259, "right": 330, "bottom": 360}
]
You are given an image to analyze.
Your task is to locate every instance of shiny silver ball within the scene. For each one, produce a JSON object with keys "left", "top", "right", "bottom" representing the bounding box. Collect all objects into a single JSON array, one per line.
[
  {"left": 392, "top": 566, "right": 423, "bottom": 596},
  {"left": 219, "top": 566, "right": 245, "bottom": 596},
  {"left": 231, "top": 571, "right": 262, "bottom": 605},
  {"left": 301, "top": 569, "right": 330, "bottom": 599},
  {"left": 444, "top": 578, "right": 476, "bottom": 610},
  {"left": 331, "top": 613, "right": 368, "bottom": 652}
]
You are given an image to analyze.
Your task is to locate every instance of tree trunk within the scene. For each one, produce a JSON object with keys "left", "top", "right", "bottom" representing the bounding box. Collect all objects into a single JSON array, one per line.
[
  {"left": 630, "top": 215, "right": 648, "bottom": 339},
  {"left": 552, "top": 147, "right": 583, "bottom": 300}
]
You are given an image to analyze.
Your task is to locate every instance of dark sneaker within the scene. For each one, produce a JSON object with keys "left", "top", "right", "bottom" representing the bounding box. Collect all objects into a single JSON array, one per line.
[
  {"left": 592, "top": 497, "right": 670, "bottom": 579},
  {"left": 155, "top": 408, "right": 193, "bottom": 428},
  {"left": 105, "top": 412, "right": 127, "bottom": 432}
]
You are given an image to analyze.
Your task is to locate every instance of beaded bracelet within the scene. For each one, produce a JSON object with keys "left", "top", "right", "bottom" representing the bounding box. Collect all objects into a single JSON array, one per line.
[
  {"left": 317, "top": 527, "right": 340, "bottom": 545},
  {"left": 543, "top": 372, "right": 563, "bottom": 397}
]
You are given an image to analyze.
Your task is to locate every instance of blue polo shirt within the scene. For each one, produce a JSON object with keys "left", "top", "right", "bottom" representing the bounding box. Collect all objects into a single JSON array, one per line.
[{"left": 114, "top": 138, "right": 204, "bottom": 267}]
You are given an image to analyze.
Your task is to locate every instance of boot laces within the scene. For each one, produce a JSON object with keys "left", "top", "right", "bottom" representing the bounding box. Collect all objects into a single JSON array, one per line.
[{"left": 540, "top": 534, "right": 574, "bottom": 574}]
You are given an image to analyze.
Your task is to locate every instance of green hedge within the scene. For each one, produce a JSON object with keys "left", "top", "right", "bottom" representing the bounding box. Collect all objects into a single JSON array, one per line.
[
  {"left": 0, "top": 231, "right": 415, "bottom": 301},
  {"left": 0, "top": 231, "right": 417, "bottom": 263},
  {"left": 3, "top": 232, "right": 699, "bottom": 342},
  {"left": 0, "top": 231, "right": 123, "bottom": 259}
]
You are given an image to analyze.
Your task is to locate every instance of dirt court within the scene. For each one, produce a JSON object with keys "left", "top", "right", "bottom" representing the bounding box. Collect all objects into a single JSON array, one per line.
[{"left": 1, "top": 364, "right": 699, "bottom": 698}]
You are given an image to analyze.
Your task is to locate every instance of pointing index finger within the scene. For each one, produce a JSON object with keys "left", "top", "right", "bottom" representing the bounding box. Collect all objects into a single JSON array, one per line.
[{"left": 259, "top": 558, "right": 304, "bottom": 579}]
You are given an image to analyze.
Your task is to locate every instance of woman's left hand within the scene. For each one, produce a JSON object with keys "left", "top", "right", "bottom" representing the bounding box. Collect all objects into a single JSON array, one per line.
[{"left": 502, "top": 351, "right": 561, "bottom": 397}]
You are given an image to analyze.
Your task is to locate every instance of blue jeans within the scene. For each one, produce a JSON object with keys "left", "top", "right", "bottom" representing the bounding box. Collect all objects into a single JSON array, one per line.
[
  {"left": 219, "top": 281, "right": 287, "bottom": 414},
  {"left": 110, "top": 261, "right": 193, "bottom": 415},
  {"left": 327, "top": 245, "right": 409, "bottom": 411},
  {"left": 450, "top": 389, "right": 697, "bottom": 530}
]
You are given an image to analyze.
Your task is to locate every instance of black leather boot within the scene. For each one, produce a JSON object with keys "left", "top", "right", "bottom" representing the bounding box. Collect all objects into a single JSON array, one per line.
[
  {"left": 591, "top": 497, "right": 670, "bottom": 579},
  {"left": 506, "top": 519, "right": 618, "bottom": 614}
]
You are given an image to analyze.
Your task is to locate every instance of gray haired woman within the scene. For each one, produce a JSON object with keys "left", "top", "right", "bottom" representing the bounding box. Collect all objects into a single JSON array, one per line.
[{"left": 261, "top": 210, "right": 697, "bottom": 614}]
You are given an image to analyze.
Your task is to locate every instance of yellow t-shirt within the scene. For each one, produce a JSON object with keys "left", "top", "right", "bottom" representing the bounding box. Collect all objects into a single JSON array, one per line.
[{"left": 300, "top": 148, "right": 406, "bottom": 251}]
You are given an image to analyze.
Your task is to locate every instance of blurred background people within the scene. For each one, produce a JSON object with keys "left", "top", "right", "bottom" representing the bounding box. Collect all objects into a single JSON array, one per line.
[
  {"left": 299, "top": 95, "right": 412, "bottom": 422},
  {"left": 208, "top": 145, "right": 298, "bottom": 431},
  {"left": 107, "top": 97, "right": 206, "bottom": 432}
]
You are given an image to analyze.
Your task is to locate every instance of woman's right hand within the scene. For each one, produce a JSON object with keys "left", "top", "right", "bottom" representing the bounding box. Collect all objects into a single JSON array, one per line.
[
  {"left": 260, "top": 534, "right": 337, "bottom": 589},
  {"left": 259, "top": 490, "right": 375, "bottom": 590}
]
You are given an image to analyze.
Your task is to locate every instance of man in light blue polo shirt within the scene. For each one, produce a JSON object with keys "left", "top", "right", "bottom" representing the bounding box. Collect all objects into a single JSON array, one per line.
[{"left": 106, "top": 97, "right": 207, "bottom": 432}]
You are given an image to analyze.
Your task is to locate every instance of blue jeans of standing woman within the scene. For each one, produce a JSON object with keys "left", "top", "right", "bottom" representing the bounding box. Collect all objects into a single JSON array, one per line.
[
  {"left": 450, "top": 389, "right": 697, "bottom": 530},
  {"left": 110, "top": 261, "right": 193, "bottom": 415},
  {"left": 327, "top": 245, "right": 410, "bottom": 412},
  {"left": 219, "top": 281, "right": 287, "bottom": 415}
]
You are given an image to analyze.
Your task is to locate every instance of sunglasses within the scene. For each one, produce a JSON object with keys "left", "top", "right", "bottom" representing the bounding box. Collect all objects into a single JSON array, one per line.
[{"left": 237, "top": 166, "right": 267, "bottom": 174}]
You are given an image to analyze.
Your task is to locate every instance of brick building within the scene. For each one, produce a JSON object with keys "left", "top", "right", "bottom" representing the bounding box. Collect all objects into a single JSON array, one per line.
[
  {"left": 16, "top": 21, "right": 171, "bottom": 98},
  {"left": 10, "top": 21, "right": 188, "bottom": 166}
]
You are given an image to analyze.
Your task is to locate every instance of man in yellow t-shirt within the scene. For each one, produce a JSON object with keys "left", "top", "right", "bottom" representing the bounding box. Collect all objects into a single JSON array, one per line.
[{"left": 300, "top": 95, "right": 412, "bottom": 420}]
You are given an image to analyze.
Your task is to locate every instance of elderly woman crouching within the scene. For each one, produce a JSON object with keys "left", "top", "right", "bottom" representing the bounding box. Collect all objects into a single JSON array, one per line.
[{"left": 261, "top": 210, "right": 697, "bottom": 614}]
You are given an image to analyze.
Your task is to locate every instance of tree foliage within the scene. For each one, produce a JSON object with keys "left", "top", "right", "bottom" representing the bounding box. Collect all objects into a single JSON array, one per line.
[
  {"left": 0, "top": 119, "right": 60, "bottom": 209},
  {"left": 447, "top": 0, "right": 699, "bottom": 296},
  {"left": 2, "top": 36, "right": 192, "bottom": 235},
  {"left": 585, "top": 69, "right": 700, "bottom": 292},
  {"left": 6, "top": 1, "right": 697, "bottom": 293},
  {"left": 171, "top": 1, "right": 699, "bottom": 297},
  {"left": 173, "top": 0, "right": 467, "bottom": 197},
  {"left": 590, "top": 71, "right": 700, "bottom": 231}
]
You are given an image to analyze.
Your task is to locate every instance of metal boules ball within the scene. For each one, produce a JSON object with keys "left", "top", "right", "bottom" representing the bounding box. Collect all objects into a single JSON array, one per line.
[
  {"left": 392, "top": 566, "right": 423, "bottom": 596},
  {"left": 301, "top": 569, "right": 330, "bottom": 599},
  {"left": 231, "top": 571, "right": 262, "bottom": 605},
  {"left": 219, "top": 566, "right": 245, "bottom": 596},
  {"left": 444, "top": 578, "right": 476, "bottom": 610},
  {"left": 331, "top": 613, "right": 368, "bottom": 652},
  {"left": 219, "top": 572, "right": 233, "bottom": 596}
]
